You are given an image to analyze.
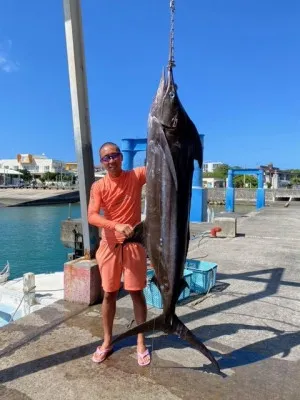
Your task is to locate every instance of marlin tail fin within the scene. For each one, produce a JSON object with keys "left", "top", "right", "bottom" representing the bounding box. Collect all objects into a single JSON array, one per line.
[
  {"left": 111, "top": 313, "right": 220, "bottom": 372},
  {"left": 111, "top": 314, "right": 166, "bottom": 345},
  {"left": 171, "top": 314, "right": 220, "bottom": 372}
]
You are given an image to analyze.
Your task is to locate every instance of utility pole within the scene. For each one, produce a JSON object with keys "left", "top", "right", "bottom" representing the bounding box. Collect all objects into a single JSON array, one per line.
[
  {"left": 63, "top": 0, "right": 99, "bottom": 258},
  {"left": 60, "top": 163, "right": 63, "bottom": 186}
]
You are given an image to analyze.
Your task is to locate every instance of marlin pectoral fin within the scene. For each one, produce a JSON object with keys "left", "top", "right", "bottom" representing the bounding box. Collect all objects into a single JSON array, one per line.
[
  {"left": 150, "top": 274, "right": 161, "bottom": 292},
  {"left": 172, "top": 314, "right": 220, "bottom": 372},
  {"left": 179, "top": 277, "right": 189, "bottom": 298},
  {"left": 111, "top": 314, "right": 166, "bottom": 345},
  {"left": 152, "top": 116, "right": 178, "bottom": 191},
  {"left": 123, "top": 221, "right": 146, "bottom": 247}
]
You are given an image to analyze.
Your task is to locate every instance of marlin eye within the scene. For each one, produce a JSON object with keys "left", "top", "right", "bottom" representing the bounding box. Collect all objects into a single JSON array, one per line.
[{"left": 169, "top": 91, "right": 175, "bottom": 99}]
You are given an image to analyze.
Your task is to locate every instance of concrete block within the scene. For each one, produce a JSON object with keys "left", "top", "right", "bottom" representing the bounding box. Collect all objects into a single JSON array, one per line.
[
  {"left": 23, "top": 273, "right": 35, "bottom": 294},
  {"left": 214, "top": 217, "right": 237, "bottom": 238},
  {"left": 60, "top": 218, "right": 83, "bottom": 248},
  {"left": 64, "top": 257, "right": 102, "bottom": 305},
  {"left": 23, "top": 272, "right": 36, "bottom": 310},
  {"left": 60, "top": 218, "right": 101, "bottom": 248}
]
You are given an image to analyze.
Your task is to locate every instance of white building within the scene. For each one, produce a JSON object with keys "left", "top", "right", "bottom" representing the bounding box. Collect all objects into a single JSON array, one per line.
[
  {"left": 203, "top": 162, "right": 224, "bottom": 173},
  {"left": 0, "top": 154, "right": 66, "bottom": 177},
  {"left": 203, "top": 177, "right": 225, "bottom": 188},
  {"left": 0, "top": 168, "right": 23, "bottom": 186}
]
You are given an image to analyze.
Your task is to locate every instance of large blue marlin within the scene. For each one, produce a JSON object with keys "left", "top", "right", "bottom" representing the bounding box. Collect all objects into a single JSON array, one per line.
[{"left": 111, "top": 65, "right": 220, "bottom": 372}]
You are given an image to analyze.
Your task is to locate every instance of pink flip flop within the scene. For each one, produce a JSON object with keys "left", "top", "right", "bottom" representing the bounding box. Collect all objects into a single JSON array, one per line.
[
  {"left": 137, "top": 349, "right": 151, "bottom": 367},
  {"left": 92, "top": 346, "right": 113, "bottom": 363}
]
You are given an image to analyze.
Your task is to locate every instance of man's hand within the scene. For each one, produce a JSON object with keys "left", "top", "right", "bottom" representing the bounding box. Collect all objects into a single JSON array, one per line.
[{"left": 115, "top": 223, "right": 134, "bottom": 238}]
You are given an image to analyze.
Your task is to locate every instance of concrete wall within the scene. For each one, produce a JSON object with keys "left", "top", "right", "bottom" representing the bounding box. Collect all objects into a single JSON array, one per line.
[{"left": 207, "top": 188, "right": 300, "bottom": 203}]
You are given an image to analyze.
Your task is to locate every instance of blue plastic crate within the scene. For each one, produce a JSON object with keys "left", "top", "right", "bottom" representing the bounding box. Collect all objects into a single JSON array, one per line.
[
  {"left": 143, "top": 269, "right": 193, "bottom": 309},
  {"left": 184, "top": 259, "right": 217, "bottom": 294},
  {"left": 178, "top": 269, "right": 193, "bottom": 302}
]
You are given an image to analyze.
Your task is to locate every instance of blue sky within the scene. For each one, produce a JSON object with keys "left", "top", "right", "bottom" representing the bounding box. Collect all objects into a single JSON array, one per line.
[{"left": 0, "top": 0, "right": 299, "bottom": 169}]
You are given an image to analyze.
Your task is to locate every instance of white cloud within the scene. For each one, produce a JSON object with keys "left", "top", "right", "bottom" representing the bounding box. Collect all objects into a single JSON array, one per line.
[{"left": 0, "top": 39, "right": 19, "bottom": 73}]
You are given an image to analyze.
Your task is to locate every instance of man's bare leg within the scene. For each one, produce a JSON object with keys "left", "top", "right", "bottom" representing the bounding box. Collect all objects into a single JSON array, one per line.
[
  {"left": 129, "top": 290, "right": 151, "bottom": 364},
  {"left": 101, "top": 290, "right": 118, "bottom": 349},
  {"left": 92, "top": 290, "right": 118, "bottom": 362}
]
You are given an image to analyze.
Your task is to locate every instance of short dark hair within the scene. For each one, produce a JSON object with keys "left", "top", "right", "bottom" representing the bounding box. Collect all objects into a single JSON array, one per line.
[{"left": 99, "top": 142, "right": 121, "bottom": 153}]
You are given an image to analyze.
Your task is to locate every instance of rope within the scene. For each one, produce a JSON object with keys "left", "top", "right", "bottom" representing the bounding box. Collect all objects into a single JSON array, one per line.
[
  {"left": 189, "top": 231, "right": 211, "bottom": 258},
  {"left": 168, "top": 0, "right": 176, "bottom": 69},
  {"left": 8, "top": 285, "right": 36, "bottom": 323}
]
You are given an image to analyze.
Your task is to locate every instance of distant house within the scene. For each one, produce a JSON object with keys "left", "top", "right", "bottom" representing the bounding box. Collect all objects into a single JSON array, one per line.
[
  {"left": 0, "top": 154, "right": 67, "bottom": 178},
  {"left": 65, "top": 162, "right": 78, "bottom": 173},
  {"left": 203, "top": 162, "right": 224, "bottom": 173},
  {"left": 259, "top": 164, "right": 291, "bottom": 188},
  {"left": 203, "top": 177, "right": 225, "bottom": 188}
]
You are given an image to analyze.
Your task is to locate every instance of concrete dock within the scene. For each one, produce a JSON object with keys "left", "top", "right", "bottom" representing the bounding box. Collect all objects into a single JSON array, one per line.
[{"left": 0, "top": 205, "right": 300, "bottom": 399}]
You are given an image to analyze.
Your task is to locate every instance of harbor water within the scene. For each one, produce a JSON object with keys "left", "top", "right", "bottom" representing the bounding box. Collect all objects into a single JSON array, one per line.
[
  {"left": 0, "top": 203, "right": 256, "bottom": 281},
  {"left": 0, "top": 204, "right": 81, "bottom": 280}
]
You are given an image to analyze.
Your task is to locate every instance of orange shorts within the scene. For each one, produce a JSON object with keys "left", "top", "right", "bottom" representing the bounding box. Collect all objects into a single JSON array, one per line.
[{"left": 96, "top": 240, "right": 147, "bottom": 293}]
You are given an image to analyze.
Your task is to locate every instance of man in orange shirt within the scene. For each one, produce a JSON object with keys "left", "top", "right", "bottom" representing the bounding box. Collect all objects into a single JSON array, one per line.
[{"left": 88, "top": 142, "right": 150, "bottom": 366}]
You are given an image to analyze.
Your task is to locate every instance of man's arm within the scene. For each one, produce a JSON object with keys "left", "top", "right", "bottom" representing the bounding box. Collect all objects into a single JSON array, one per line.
[
  {"left": 87, "top": 183, "right": 117, "bottom": 230},
  {"left": 87, "top": 183, "right": 134, "bottom": 237},
  {"left": 134, "top": 166, "right": 146, "bottom": 185}
]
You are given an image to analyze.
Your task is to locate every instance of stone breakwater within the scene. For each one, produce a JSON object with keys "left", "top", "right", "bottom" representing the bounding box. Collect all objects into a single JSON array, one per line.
[{"left": 0, "top": 188, "right": 79, "bottom": 207}]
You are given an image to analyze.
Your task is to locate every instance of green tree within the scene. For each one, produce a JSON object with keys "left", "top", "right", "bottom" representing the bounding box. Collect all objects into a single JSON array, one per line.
[
  {"left": 213, "top": 164, "right": 230, "bottom": 179},
  {"left": 62, "top": 173, "right": 73, "bottom": 182},
  {"left": 43, "top": 172, "right": 58, "bottom": 181},
  {"left": 234, "top": 175, "right": 258, "bottom": 188},
  {"left": 203, "top": 164, "right": 230, "bottom": 179},
  {"left": 290, "top": 176, "right": 300, "bottom": 186},
  {"left": 203, "top": 172, "right": 214, "bottom": 178},
  {"left": 18, "top": 168, "right": 32, "bottom": 182}
]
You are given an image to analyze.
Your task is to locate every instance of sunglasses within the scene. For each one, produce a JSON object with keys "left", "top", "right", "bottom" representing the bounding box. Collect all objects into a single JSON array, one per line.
[{"left": 101, "top": 152, "right": 121, "bottom": 163}]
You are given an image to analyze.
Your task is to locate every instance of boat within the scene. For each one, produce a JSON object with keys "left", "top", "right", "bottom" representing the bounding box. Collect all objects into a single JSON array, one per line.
[{"left": 0, "top": 261, "right": 10, "bottom": 283}]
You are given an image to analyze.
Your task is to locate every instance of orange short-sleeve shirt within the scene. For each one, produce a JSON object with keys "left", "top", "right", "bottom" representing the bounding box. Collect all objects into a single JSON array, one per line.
[{"left": 89, "top": 166, "right": 146, "bottom": 244}]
